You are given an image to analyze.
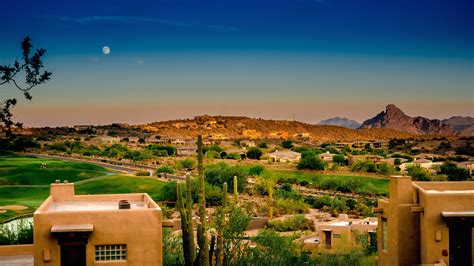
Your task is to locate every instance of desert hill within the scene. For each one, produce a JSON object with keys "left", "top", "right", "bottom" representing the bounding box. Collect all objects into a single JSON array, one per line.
[{"left": 137, "top": 115, "right": 417, "bottom": 142}]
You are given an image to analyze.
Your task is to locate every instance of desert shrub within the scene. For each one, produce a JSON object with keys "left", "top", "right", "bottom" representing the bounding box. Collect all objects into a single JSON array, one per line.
[
  {"left": 241, "top": 229, "right": 311, "bottom": 265},
  {"left": 297, "top": 151, "right": 326, "bottom": 170},
  {"left": 440, "top": 162, "right": 471, "bottom": 181},
  {"left": 205, "top": 162, "right": 247, "bottom": 192},
  {"left": 135, "top": 170, "right": 150, "bottom": 176},
  {"left": 258, "top": 142, "right": 268, "bottom": 149},
  {"left": 0, "top": 219, "right": 34, "bottom": 245},
  {"left": 146, "top": 145, "right": 176, "bottom": 156},
  {"left": 281, "top": 140, "right": 293, "bottom": 149},
  {"left": 406, "top": 165, "right": 431, "bottom": 181},
  {"left": 205, "top": 150, "right": 220, "bottom": 159},
  {"left": 267, "top": 214, "right": 314, "bottom": 232},
  {"left": 304, "top": 195, "right": 333, "bottom": 209},
  {"left": 156, "top": 165, "right": 175, "bottom": 174},
  {"left": 248, "top": 164, "right": 265, "bottom": 176},
  {"left": 274, "top": 198, "right": 309, "bottom": 215},
  {"left": 225, "top": 153, "right": 241, "bottom": 160},
  {"left": 313, "top": 250, "right": 373, "bottom": 266},
  {"left": 162, "top": 228, "right": 184, "bottom": 265},
  {"left": 247, "top": 147, "right": 263, "bottom": 160},
  {"left": 351, "top": 160, "right": 377, "bottom": 173},
  {"left": 377, "top": 162, "right": 396, "bottom": 176},
  {"left": 333, "top": 154, "right": 345, "bottom": 165},
  {"left": 177, "top": 158, "right": 196, "bottom": 171}
]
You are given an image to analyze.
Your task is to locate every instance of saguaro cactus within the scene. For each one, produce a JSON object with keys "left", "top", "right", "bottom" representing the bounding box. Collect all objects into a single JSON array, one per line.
[
  {"left": 177, "top": 178, "right": 195, "bottom": 265},
  {"left": 216, "top": 182, "right": 227, "bottom": 266},
  {"left": 267, "top": 183, "right": 273, "bottom": 220},
  {"left": 197, "top": 135, "right": 210, "bottom": 266},
  {"left": 233, "top": 175, "right": 238, "bottom": 205}
]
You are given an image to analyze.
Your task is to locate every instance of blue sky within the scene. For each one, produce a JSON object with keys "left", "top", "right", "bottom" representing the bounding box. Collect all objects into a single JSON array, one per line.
[{"left": 1, "top": 0, "right": 473, "bottom": 126}]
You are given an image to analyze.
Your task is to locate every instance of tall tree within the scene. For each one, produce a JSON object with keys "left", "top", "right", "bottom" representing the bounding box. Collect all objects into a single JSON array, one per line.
[{"left": 0, "top": 36, "right": 52, "bottom": 138}]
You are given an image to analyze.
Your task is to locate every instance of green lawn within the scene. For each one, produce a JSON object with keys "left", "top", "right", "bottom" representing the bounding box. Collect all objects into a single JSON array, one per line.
[
  {"left": 0, "top": 175, "right": 168, "bottom": 222},
  {"left": 0, "top": 152, "right": 169, "bottom": 222},
  {"left": 0, "top": 152, "right": 109, "bottom": 185}
]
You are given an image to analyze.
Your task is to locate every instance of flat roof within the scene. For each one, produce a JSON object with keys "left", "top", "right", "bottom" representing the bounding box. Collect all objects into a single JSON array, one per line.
[{"left": 47, "top": 201, "right": 146, "bottom": 212}]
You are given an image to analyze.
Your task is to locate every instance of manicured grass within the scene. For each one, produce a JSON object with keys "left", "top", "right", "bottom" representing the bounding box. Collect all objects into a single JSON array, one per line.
[
  {"left": 261, "top": 169, "right": 390, "bottom": 196},
  {"left": 75, "top": 175, "right": 168, "bottom": 201},
  {"left": 0, "top": 153, "right": 109, "bottom": 185},
  {"left": 0, "top": 175, "right": 168, "bottom": 222}
]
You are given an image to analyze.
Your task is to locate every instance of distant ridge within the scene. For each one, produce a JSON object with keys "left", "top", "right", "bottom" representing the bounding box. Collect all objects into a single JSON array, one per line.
[
  {"left": 359, "top": 104, "right": 472, "bottom": 135},
  {"left": 318, "top": 117, "right": 361, "bottom": 129},
  {"left": 137, "top": 115, "right": 418, "bottom": 141}
]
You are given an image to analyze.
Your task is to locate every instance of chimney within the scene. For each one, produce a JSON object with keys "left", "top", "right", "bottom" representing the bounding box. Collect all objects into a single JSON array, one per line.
[
  {"left": 119, "top": 200, "right": 131, "bottom": 209},
  {"left": 50, "top": 182, "right": 75, "bottom": 201}
]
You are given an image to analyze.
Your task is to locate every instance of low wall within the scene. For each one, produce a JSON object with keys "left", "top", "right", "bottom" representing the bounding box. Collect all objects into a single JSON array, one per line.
[{"left": 0, "top": 244, "right": 34, "bottom": 256}]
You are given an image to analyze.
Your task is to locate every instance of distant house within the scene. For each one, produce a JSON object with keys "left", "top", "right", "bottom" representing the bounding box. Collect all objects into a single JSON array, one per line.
[
  {"left": 128, "top": 137, "right": 140, "bottom": 143},
  {"left": 348, "top": 155, "right": 384, "bottom": 165},
  {"left": 399, "top": 159, "right": 442, "bottom": 173},
  {"left": 96, "top": 135, "right": 120, "bottom": 144},
  {"left": 319, "top": 151, "right": 336, "bottom": 162},
  {"left": 268, "top": 150, "right": 301, "bottom": 162},
  {"left": 318, "top": 214, "right": 377, "bottom": 253},
  {"left": 268, "top": 131, "right": 289, "bottom": 139},
  {"left": 241, "top": 140, "right": 256, "bottom": 147},
  {"left": 176, "top": 146, "right": 196, "bottom": 156},
  {"left": 171, "top": 139, "right": 186, "bottom": 145},
  {"left": 457, "top": 161, "right": 474, "bottom": 176},
  {"left": 222, "top": 149, "right": 247, "bottom": 159}
]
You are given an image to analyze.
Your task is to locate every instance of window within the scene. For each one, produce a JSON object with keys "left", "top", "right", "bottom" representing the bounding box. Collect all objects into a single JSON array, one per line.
[
  {"left": 382, "top": 218, "right": 388, "bottom": 251},
  {"left": 95, "top": 244, "right": 127, "bottom": 261}
]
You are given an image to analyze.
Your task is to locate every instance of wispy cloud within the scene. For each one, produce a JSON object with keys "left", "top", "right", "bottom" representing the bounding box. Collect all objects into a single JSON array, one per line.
[{"left": 53, "top": 15, "right": 238, "bottom": 32}]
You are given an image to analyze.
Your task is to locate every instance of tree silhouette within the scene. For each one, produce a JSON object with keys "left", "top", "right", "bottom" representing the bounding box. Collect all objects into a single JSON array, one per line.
[{"left": 0, "top": 36, "right": 52, "bottom": 138}]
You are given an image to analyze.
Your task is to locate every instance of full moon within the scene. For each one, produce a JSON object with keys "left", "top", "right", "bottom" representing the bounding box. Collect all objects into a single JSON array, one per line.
[{"left": 102, "top": 46, "right": 110, "bottom": 55}]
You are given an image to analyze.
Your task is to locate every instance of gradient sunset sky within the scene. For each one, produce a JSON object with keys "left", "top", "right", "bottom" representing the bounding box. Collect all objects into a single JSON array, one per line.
[{"left": 2, "top": 0, "right": 473, "bottom": 127}]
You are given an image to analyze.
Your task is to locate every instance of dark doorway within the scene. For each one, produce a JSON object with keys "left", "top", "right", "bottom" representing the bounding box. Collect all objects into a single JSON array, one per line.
[
  {"left": 323, "top": 230, "right": 332, "bottom": 249},
  {"left": 443, "top": 214, "right": 474, "bottom": 266},
  {"left": 61, "top": 244, "right": 86, "bottom": 266},
  {"left": 448, "top": 223, "right": 472, "bottom": 266}
]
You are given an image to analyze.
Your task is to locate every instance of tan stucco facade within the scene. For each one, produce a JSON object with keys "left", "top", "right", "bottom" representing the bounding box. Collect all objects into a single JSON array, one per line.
[
  {"left": 375, "top": 176, "right": 474, "bottom": 266},
  {"left": 318, "top": 214, "right": 377, "bottom": 253},
  {"left": 32, "top": 182, "right": 162, "bottom": 265}
]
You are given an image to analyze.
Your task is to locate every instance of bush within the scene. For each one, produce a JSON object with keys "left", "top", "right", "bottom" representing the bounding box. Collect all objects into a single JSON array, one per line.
[
  {"left": 135, "top": 170, "right": 150, "bottom": 176},
  {"left": 297, "top": 151, "right": 326, "bottom": 170},
  {"left": 146, "top": 145, "right": 176, "bottom": 156},
  {"left": 377, "top": 162, "right": 396, "bottom": 176},
  {"left": 351, "top": 160, "right": 377, "bottom": 173},
  {"left": 247, "top": 147, "right": 263, "bottom": 160},
  {"left": 274, "top": 198, "right": 309, "bottom": 215},
  {"left": 406, "top": 165, "right": 431, "bottom": 181},
  {"left": 333, "top": 154, "right": 345, "bottom": 165},
  {"left": 0, "top": 219, "right": 34, "bottom": 245},
  {"left": 267, "top": 214, "right": 314, "bottom": 232},
  {"left": 281, "top": 140, "right": 293, "bottom": 149},
  {"left": 248, "top": 164, "right": 265, "bottom": 176},
  {"left": 205, "top": 162, "right": 247, "bottom": 192},
  {"left": 177, "top": 158, "right": 196, "bottom": 171},
  {"left": 156, "top": 166, "right": 175, "bottom": 174},
  {"left": 205, "top": 150, "right": 220, "bottom": 159},
  {"left": 225, "top": 153, "right": 241, "bottom": 160},
  {"left": 258, "top": 142, "right": 268, "bottom": 149},
  {"left": 440, "top": 162, "right": 471, "bottom": 181}
]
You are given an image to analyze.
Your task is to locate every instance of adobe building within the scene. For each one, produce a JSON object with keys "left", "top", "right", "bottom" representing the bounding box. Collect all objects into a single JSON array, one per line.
[
  {"left": 0, "top": 181, "right": 162, "bottom": 266},
  {"left": 374, "top": 176, "right": 474, "bottom": 266},
  {"left": 318, "top": 214, "right": 377, "bottom": 252}
]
